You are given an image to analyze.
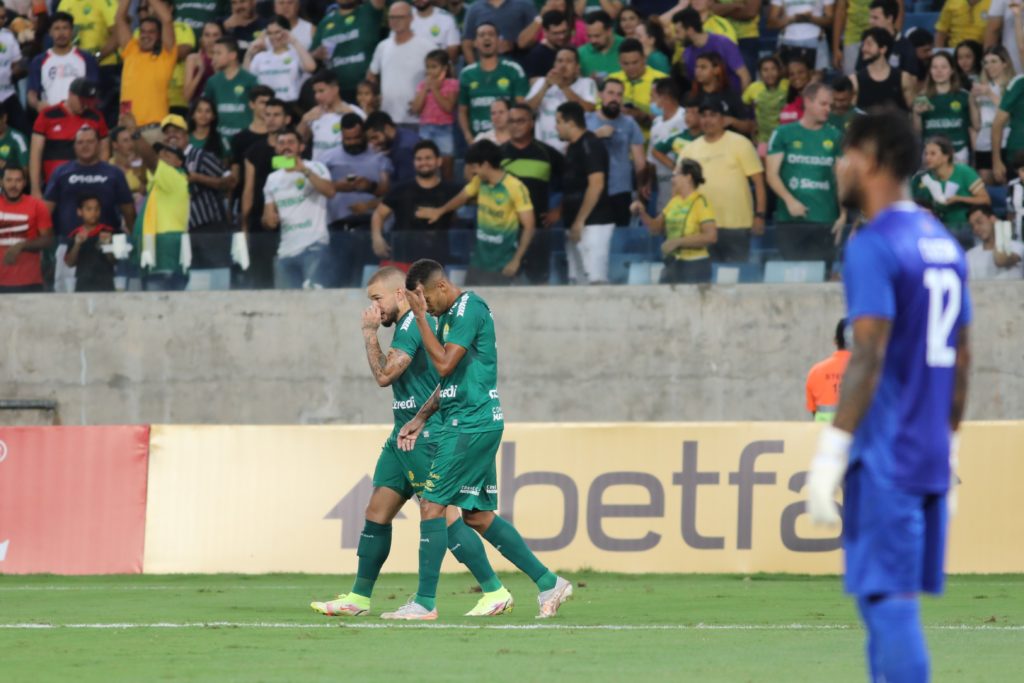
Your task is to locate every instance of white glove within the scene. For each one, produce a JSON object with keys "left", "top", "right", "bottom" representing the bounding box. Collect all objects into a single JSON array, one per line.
[
  {"left": 806, "top": 425, "right": 852, "bottom": 526},
  {"left": 231, "top": 232, "right": 250, "bottom": 271},
  {"left": 179, "top": 233, "right": 192, "bottom": 272},
  {"left": 140, "top": 233, "right": 156, "bottom": 270},
  {"left": 948, "top": 432, "right": 961, "bottom": 517}
]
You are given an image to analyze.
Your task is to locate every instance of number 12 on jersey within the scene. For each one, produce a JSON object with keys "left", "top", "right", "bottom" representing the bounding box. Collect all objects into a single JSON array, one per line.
[{"left": 923, "top": 267, "right": 962, "bottom": 368}]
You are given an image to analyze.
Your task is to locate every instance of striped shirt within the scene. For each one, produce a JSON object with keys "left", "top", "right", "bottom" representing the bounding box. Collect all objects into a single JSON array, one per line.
[{"left": 185, "top": 145, "right": 229, "bottom": 230}]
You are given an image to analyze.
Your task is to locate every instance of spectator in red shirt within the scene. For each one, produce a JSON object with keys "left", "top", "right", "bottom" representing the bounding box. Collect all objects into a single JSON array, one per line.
[
  {"left": 29, "top": 78, "right": 110, "bottom": 199},
  {"left": 0, "top": 166, "right": 54, "bottom": 293}
]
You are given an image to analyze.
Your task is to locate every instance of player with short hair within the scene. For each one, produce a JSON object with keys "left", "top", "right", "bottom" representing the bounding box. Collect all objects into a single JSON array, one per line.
[
  {"left": 311, "top": 266, "right": 513, "bottom": 618},
  {"left": 382, "top": 260, "right": 572, "bottom": 620},
  {"left": 806, "top": 110, "right": 972, "bottom": 682}
]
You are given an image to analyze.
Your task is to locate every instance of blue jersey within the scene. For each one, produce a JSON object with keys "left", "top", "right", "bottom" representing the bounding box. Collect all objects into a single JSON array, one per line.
[{"left": 843, "top": 202, "right": 972, "bottom": 494}]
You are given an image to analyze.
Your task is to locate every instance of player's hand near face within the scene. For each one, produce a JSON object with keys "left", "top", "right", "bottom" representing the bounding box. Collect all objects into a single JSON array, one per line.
[
  {"left": 405, "top": 286, "right": 428, "bottom": 318},
  {"left": 361, "top": 301, "right": 382, "bottom": 331},
  {"left": 397, "top": 416, "right": 424, "bottom": 451}
]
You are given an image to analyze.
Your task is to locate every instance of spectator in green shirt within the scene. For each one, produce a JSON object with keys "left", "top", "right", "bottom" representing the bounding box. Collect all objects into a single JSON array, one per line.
[
  {"left": 203, "top": 37, "right": 260, "bottom": 139},
  {"left": 579, "top": 11, "right": 623, "bottom": 81}
]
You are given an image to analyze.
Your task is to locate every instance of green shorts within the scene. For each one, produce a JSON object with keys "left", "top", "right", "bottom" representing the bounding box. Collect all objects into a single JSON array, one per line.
[
  {"left": 372, "top": 430, "right": 436, "bottom": 500},
  {"left": 421, "top": 428, "right": 503, "bottom": 510}
]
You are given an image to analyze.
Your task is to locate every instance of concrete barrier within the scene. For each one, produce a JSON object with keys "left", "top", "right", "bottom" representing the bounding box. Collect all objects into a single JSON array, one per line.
[{"left": 1, "top": 282, "right": 1020, "bottom": 424}]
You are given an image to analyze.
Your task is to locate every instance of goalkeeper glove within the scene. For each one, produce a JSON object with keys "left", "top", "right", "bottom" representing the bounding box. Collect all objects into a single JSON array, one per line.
[
  {"left": 806, "top": 425, "right": 852, "bottom": 525},
  {"left": 948, "top": 432, "right": 961, "bottom": 517}
]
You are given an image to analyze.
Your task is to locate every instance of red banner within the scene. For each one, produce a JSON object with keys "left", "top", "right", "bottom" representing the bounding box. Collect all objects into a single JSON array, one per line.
[{"left": 0, "top": 426, "right": 149, "bottom": 574}]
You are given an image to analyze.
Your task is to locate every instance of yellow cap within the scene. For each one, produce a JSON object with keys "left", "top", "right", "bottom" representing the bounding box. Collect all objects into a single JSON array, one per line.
[{"left": 160, "top": 114, "right": 188, "bottom": 131}]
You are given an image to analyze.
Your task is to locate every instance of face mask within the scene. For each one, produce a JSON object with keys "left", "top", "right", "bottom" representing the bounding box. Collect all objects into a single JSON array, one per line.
[{"left": 650, "top": 102, "right": 663, "bottom": 118}]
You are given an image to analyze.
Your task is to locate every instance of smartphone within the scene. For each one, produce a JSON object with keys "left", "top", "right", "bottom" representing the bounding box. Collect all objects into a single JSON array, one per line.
[
  {"left": 272, "top": 155, "right": 296, "bottom": 170},
  {"left": 120, "top": 101, "right": 132, "bottom": 115}
]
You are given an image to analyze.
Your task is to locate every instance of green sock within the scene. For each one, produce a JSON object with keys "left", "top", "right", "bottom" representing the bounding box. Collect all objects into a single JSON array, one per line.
[
  {"left": 414, "top": 517, "right": 448, "bottom": 611},
  {"left": 447, "top": 518, "right": 503, "bottom": 593},
  {"left": 350, "top": 520, "right": 392, "bottom": 599},
  {"left": 483, "top": 515, "right": 557, "bottom": 591}
]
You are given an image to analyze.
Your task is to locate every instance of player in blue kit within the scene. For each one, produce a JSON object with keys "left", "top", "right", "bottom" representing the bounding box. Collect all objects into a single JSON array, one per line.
[{"left": 806, "top": 110, "right": 972, "bottom": 683}]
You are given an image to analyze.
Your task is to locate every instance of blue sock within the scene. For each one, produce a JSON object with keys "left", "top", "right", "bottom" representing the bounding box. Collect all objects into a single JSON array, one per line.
[
  {"left": 856, "top": 596, "right": 882, "bottom": 680},
  {"left": 858, "top": 594, "right": 929, "bottom": 683}
]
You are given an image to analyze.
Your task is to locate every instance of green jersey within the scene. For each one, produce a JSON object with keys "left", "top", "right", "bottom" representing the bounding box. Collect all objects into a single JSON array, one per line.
[
  {"left": 464, "top": 173, "right": 533, "bottom": 272},
  {"left": 999, "top": 74, "right": 1024, "bottom": 152},
  {"left": 653, "top": 129, "right": 697, "bottom": 161},
  {"left": 921, "top": 90, "right": 971, "bottom": 153},
  {"left": 768, "top": 121, "right": 842, "bottom": 224},
  {"left": 436, "top": 291, "right": 503, "bottom": 433},
  {"left": 458, "top": 60, "right": 528, "bottom": 136},
  {"left": 389, "top": 310, "right": 442, "bottom": 432},
  {"left": 911, "top": 163, "right": 983, "bottom": 227},
  {"left": 0, "top": 128, "right": 29, "bottom": 169},
  {"left": 174, "top": 0, "right": 226, "bottom": 31},
  {"left": 203, "top": 69, "right": 259, "bottom": 139},
  {"left": 578, "top": 33, "right": 622, "bottom": 80},
  {"left": 311, "top": 4, "right": 383, "bottom": 90},
  {"left": 827, "top": 107, "right": 861, "bottom": 131}
]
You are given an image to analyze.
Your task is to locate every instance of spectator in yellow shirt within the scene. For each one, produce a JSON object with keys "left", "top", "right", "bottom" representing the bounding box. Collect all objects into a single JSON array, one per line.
[
  {"left": 935, "top": 0, "right": 991, "bottom": 48},
  {"left": 115, "top": 0, "right": 177, "bottom": 137},
  {"left": 631, "top": 158, "right": 718, "bottom": 283},
  {"left": 135, "top": 0, "right": 197, "bottom": 115},
  {"left": 607, "top": 38, "right": 668, "bottom": 136}
]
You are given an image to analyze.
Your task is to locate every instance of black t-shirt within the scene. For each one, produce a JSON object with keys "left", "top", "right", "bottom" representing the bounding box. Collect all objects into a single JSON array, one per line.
[
  {"left": 244, "top": 139, "right": 276, "bottom": 232},
  {"left": 563, "top": 131, "right": 613, "bottom": 226},
  {"left": 500, "top": 139, "right": 563, "bottom": 221},
  {"left": 231, "top": 128, "right": 267, "bottom": 203},
  {"left": 66, "top": 225, "right": 115, "bottom": 292},
  {"left": 382, "top": 178, "right": 462, "bottom": 262},
  {"left": 226, "top": 18, "right": 269, "bottom": 51},
  {"left": 855, "top": 39, "right": 921, "bottom": 79},
  {"left": 523, "top": 43, "right": 557, "bottom": 80}
]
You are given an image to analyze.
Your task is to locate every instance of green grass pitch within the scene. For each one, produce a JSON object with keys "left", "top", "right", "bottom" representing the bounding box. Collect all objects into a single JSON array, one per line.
[{"left": 1, "top": 572, "right": 1021, "bottom": 682}]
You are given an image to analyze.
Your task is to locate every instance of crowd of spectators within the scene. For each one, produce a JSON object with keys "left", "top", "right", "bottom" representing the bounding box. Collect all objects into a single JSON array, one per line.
[{"left": 0, "top": 0, "right": 1023, "bottom": 293}]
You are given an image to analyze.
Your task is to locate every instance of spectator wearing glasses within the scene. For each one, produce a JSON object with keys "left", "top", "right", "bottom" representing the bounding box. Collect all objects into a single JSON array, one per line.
[
  {"left": 501, "top": 103, "right": 564, "bottom": 283},
  {"left": 368, "top": 2, "right": 436, "bottom": 127},
  {"left": 522, "top": 10, "right": 575, "bottom": 79}
]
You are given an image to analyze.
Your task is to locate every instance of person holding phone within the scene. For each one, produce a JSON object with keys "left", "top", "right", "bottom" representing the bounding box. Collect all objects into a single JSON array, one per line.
[{"left": 262, "top": 127, "right": 336, "bottom": 289}]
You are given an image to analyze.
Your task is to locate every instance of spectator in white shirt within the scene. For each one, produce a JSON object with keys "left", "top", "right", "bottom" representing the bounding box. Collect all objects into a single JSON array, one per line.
[
  {"left": 262, "top": 127, "right": 337, "bottom": 289},
  {"left": 368, "top": 2, "right": 436, "bottom": 126},
  {"left": 767, "top": 0, "right": 834, "bottom": 71},
  {"left": 966, "top": 204, "right": 1024, "bottom": 280},
  {"left": 274, "top": 0, "right": 315, "bottom": 50},
  {"left": 411, "top": 0, "right": 461, "bottom": 62},
  {"left": 244, "top": 16, "right": 317, "bottom": 105},
  {"left": 525, "top": 46, "right": 597, "bottom": 153}
]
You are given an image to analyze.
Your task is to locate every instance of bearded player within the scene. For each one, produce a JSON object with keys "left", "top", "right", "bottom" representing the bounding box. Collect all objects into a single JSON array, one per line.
[
  {"left": 381, "top": 259, "right": 572, "bottom": 620},
  {"left": 806, "top": 110, "right": 971, "bottom": 682},
  {"left": 311, "top": 267, "right": 514, "bottom": 618}
]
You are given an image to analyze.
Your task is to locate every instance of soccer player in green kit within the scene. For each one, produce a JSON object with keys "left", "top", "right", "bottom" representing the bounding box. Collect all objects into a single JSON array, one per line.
[
  {"left": 381, "top": 260, "right": 572, "bottom": 620},
  {"left": 311, "top": 267, "right": 514, "bottom": 618}
]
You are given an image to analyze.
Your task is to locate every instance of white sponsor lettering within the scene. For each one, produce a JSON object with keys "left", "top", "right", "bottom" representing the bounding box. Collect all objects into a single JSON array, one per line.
[
  {"left": 918, "top": 237, "right": 960, "bottom": 264},
  {"left": 475, "top": 229, "right": 505, "bottom": 244},
  {"left": 456, "top": 293, "right": 469, "bottom": 317},
  {"left": 459, "top": 486, "right": 480, "bottom": 496},
  {"left": 785, "top": 154, "right": 835, "bottom": 167},
  {"left": 439, "top": 385, "right": 458, "bottom": 398},
  {"left": 392, "top": 396, "right": 417, "bottom": 410},
  {"left": 492, "top": 406, "right": 504, "bottom": 422},
  {"left": 488, "top": 389, "right": 499, "bottom": 400},
  {"left": 796, "top": 178, "right": 831, "bottom": 191},
  {"left": 68, "top": 174, "right": 111, "bottom": 185}
]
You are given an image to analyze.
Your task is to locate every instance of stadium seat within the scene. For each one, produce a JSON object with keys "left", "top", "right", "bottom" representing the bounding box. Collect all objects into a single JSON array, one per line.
[
  {"left": 763, "top": 260, "right": 827, "bottom": 283},
  {"left": 625, "top": 261, "right": 665, "bottom": 285},
  {"left": 987, "top": 184, "right": 1008, "bottom": 218},
  {"left": 185, "top": 268, "right": 231, "bottom": 291},
  {"left": 712, "top": 262, "right": 764, "bottom": 284},
  {"left": 903, "top": 12, "right": 938, "bottom": 33}
]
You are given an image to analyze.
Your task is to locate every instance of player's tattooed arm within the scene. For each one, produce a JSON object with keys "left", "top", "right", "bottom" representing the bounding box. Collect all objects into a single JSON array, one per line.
[
  {"left": 416, "top": 385, "right": 442, "bottom": 421},
  {"left": 950, "top": 327, "right": 971, "bottom": 432},
  {"left": 364, "top": 336, "right": 413, "bottom": 388},
  {"left": 832, "top": 317, "right": 892, "bottom": 434}
]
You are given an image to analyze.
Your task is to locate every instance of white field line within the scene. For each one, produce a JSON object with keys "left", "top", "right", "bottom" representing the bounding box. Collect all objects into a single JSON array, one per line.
[{"left": 0, "top": 622, "right": 1021, "bottom": 632}]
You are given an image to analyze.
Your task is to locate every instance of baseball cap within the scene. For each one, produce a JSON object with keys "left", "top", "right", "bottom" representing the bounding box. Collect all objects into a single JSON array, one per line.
[
  {"left": 68, "top": 78, "right": 98, "bottom": 99},
  {"left": 698, "top": 94, "right": 727, "bottom": 115},
  {"left": 153, "top": 142, "right": 186, "bottom": 163},
  {"left": 160, "top": 114, "right": 188, "bottom": 131}
]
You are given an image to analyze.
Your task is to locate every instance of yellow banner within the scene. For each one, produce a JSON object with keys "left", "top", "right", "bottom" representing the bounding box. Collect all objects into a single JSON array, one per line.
[{"left": 143, "top": 423, "right": 1024, "bottom": 574}]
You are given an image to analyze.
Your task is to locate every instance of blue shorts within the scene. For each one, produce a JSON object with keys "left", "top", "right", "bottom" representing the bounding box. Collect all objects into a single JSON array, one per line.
[
  {"left": 843, "top": 462, "right": 948, "bottom": 597},
  {"left": 418, "top": 124, "right": 454, "bottom": 156}
]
